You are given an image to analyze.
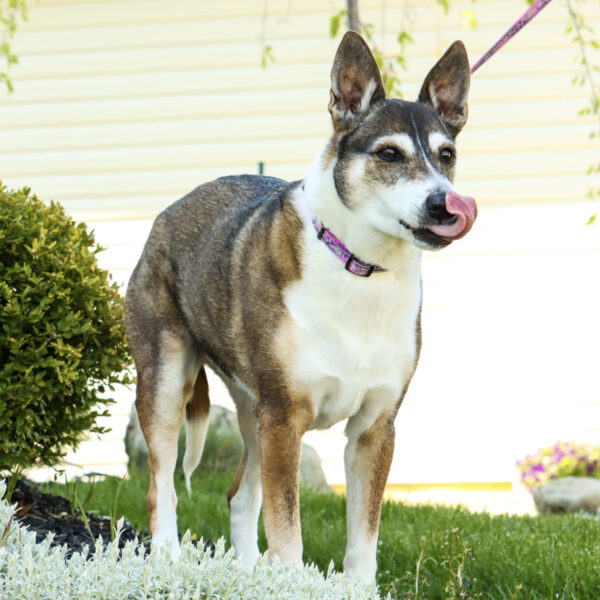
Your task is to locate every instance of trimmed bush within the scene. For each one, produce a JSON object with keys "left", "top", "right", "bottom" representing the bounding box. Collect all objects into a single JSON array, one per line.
[{"left": 0, "top": 185, "right": 131, "bottom": 487}]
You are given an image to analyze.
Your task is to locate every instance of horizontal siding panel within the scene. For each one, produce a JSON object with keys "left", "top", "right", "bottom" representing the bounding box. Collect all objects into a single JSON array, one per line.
[
  {"left": 421, "top": 299, "right": 600, "bottom": 345},
  {"left": 93, "top": 416, "right": 129, "bottom": 441},
  {"left": 422, "top": 248, "right": 600, "bottom": 283},
  {"left": 67, "top": 194, "right": 183, "bottom": 221},
  {"left": 19, "top": 0, "right": 345, "bottom": 30},
  {"left": 469, "top": 73, "right": 587, "bottom": 103},
  {"left": 13, "top": 14, "right": 333, "bottom": 56},
  {"left": 1, "top": 89, "right": 323, "bottom": 125},
  {"left": 64, "top": 439, "right": 126, "bottom": 466},
  {"left": 91, "top": 219, "right": 154, "bottom": 245},
  {"left": 455, "top": 174, "right": 600, "bottom": 205},
  {"left": 424, "top": 290, "right": 600, "bottom": 333},
  {"left": 0, "top": 138, "right": 324, "bottom": 176},
  {"left": 4, "top": 62, "right": 331, "bottom": 103},
  {"left": 438, "top": 223, "right": 600, "bottom": 257},
  {"left": 0, "top": 169, "right": 258, "bottom": 201},
  {"left": 461, "top": 148, "right": 594, "bottom": 179},
  {"left": 465, "top": 100, "right": 592, "bottom": 134},
  {"left": 105, "top": 268, "right": 134, "bottom": 290},
  {"left": 98, "top": 244, "right": 149, "bottom": 273},
  {"left": 459, "top": 123, "right": 596, "bottom": 154},
  {"left": 11, "top": 24, "right": 585, "bottom": 82},
  {"left": 10, "top": 39, "right": 337, "bottom": 79},
  {"left": 2, "top": 114, "right": 330, "bottom": 152},
  {"left": 450, "top": 200, "right": 599, "bottom": 229}
]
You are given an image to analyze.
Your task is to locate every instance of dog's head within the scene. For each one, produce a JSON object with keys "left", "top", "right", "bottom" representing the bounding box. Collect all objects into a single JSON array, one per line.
[{"left": 326, "top": 31, "right": 476, "bottom": 250}]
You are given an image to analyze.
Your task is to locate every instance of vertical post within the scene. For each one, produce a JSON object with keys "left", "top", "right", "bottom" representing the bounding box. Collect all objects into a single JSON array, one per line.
[
  {"left": 258, "top": 161, "right": 264, "bottom": 175},
  {"left": 347, "top": 0, "right": 360, "bottom": 32}
]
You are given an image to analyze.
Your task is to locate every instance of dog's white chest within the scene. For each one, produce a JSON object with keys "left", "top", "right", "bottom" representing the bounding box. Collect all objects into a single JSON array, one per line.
[{"left": 281, "top": 255, "right": 422, "bottom": 430}]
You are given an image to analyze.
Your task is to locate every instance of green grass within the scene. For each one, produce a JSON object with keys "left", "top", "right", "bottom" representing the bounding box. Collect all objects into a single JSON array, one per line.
[{"left": 43, "top": 472, "right": 600, "bottom": 599}]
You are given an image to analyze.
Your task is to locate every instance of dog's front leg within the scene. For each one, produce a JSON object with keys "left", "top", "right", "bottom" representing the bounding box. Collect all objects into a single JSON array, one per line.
[
  {"left": 256, "top": 403, "right": 308, "bottom": 565},
  {"left": 344, "top": 407, "right": 396, "bottom": 582}
]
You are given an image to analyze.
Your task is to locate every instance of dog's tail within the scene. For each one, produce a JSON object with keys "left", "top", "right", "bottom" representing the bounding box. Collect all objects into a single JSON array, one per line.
[{"left": 183, "top": 366, "right": 211, "bottom": 495}]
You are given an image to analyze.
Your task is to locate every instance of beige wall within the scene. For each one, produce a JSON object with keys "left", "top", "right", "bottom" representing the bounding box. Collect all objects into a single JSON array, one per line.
[
  {"left": 3, "top": 0, "right": 599, "bottom": 216},
  {"left": 3, "top": 0, "right": 599, "bottom": 503}
]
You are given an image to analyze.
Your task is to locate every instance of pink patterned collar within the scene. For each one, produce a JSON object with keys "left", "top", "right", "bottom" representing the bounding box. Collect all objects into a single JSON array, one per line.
[{"left": 312, "top": 219, "right": 386, "bottom": 277}]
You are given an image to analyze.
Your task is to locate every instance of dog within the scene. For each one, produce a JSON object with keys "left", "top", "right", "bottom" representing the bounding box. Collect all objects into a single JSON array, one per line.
[{"left": 125, "top": 30, "right": 476, "bottom": 582}]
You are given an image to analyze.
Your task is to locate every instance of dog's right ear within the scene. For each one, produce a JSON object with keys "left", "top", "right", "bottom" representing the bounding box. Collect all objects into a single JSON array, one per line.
[{"left": 329, "top": 31, "right": 385, "bottom": 132}]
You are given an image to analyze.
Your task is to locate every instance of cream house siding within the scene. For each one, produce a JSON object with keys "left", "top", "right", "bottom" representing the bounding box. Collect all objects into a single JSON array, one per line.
[
  {"left": 3, "top": 0, "right": 600, "bottom": 216},
  {"left": 2, "top": 0, "right": 599, "bottom": 507}
]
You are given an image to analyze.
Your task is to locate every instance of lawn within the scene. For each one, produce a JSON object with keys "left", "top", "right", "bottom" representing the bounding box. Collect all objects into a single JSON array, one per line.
[{"left": 42, "top": 470, "right": 600, "bottom": 600}]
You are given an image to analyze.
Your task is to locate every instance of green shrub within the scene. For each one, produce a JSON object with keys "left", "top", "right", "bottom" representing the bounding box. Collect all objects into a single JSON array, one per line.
[{"left": 0, "top": 184, "right": 131, "bottom": 490}]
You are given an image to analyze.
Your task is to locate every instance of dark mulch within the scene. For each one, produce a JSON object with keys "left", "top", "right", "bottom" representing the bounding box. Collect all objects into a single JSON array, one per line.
[{"left": 8, "top": 478, "right": 148, "bottom": 559}]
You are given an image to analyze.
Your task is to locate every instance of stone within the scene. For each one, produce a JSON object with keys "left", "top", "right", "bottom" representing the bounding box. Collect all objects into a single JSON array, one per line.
[
  {"left": 532, "top": 476, "right": 600, "bottom": 515},
  {"left": 299, "top": 442, "right": 333, "bottom": 493},
  {"left": 125, "top": 404, "right": 333, "bottom": 493}
]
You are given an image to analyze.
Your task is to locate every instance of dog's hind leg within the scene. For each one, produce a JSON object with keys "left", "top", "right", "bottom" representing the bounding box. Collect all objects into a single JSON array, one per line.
[
  {"left": 135, "top": 331, "right": 200, "bottom": 557},
  {"left": 227, "top": 386, "right": 262, "bottom": 566}
]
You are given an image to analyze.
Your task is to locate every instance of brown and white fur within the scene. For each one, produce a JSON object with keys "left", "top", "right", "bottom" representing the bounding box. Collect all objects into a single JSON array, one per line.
[{"left": 125, "top": 31, "right": 471, "bottom": 582}]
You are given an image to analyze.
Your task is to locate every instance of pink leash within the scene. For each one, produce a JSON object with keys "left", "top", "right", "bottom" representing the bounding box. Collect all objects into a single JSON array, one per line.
[{"left": 471, "top": 0, "right": 554, "bottom": 74}]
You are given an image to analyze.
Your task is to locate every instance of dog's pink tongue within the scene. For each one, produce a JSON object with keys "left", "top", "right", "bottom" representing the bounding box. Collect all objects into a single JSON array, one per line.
[{"left": 429, "top": 191, "right": 478, "bottom": 241}]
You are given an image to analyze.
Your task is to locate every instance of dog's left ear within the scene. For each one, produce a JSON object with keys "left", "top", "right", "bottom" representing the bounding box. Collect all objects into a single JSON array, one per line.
[
  {"left": 329, "top": 31, "right": 385, "bottom": 132},
  {"left": 418, "top": 41, "right": 470, "bottom": 137}
]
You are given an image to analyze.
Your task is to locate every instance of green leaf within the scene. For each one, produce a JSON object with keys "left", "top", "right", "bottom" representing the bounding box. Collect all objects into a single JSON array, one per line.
[
  {"left": 261, "top": 45, "right": 274, "bottom": 69},
  {"left": 330, "top": 10, "right": 346, "bottom": 38},
  {"left": 461, "top": 9, "right": 478, "bottom": 30}
]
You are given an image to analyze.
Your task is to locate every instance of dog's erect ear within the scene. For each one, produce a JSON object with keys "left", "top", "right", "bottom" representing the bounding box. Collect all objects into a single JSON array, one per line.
[
  {"left": 329, "top": 31, "right": 385, "bottom": 131},
  {"left": 418, "top": 41, "right": 470, "bottom": 137}
]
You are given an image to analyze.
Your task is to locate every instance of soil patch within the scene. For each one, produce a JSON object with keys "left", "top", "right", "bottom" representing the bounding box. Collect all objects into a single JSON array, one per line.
[{"left": 8, "top": 478, "right": 147, "bottom": 558}]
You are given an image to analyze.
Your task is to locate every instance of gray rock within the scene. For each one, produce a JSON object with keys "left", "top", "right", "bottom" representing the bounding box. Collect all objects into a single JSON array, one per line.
[
  {"left": 299, "top": 442, "right": 333, "bottom": 493},
  {"left": 532, "top": 476, "right": 600, "bottom": 515},
  {"left": 124, "top": 403, "right": 148, "bottom": 472},
  {"left": 125, "top": 404, "right": 332, "bottom": 493}
]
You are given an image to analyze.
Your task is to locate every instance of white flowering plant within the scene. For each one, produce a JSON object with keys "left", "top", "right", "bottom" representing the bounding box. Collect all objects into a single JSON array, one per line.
[{"left": 0, "top": 481, "right": 385, "bottom": 600}]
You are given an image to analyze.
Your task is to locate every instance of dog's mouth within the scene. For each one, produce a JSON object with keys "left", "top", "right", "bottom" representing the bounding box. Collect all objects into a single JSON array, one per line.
[{"left": 400, "top": 191, "right": 477, "bottom": 247}]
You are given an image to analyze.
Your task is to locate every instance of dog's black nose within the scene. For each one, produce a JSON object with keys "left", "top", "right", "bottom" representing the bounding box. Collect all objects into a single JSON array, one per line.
[{"left": 425, "top": 191, "right": 457, "bottom": 225}]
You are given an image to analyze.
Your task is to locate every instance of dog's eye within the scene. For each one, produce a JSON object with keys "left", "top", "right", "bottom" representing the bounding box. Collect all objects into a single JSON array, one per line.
[
  {"left": 376, "top": 147, "right": 404, "bottom": 162},
  {"left": 440, "top": 148, "right": 455, "bottom": 164}
]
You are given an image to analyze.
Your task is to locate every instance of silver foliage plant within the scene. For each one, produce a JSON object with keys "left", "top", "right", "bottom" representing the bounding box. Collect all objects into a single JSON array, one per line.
[{"left": 0, "top": 481, "right": 387, "bottom": 600}]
